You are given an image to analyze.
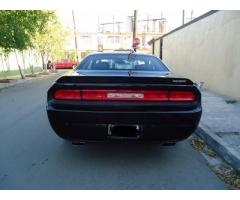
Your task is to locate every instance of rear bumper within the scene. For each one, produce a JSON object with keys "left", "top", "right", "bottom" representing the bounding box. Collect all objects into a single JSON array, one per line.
[{"left": 47, "top": 105, "right": 202, "bottom": 142}]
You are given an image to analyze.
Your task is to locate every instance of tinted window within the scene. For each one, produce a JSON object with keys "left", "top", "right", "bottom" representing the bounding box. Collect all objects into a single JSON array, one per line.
[{"left": 77, "top": 54, "right": 169, "bottom": 72}]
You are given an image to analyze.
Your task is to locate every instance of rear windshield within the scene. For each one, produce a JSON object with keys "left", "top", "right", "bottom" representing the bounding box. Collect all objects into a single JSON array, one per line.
[{"left": 77, "top": 54, "right": 169, "bottom": 72}]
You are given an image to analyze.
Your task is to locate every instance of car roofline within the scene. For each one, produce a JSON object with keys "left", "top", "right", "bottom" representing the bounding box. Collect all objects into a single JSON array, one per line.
[{"left": 87, "top": 51, "right": 156, "bottom": 57}]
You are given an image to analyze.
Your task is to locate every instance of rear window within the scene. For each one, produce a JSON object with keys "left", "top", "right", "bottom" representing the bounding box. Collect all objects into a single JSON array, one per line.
[{"left": 77, "top": 54, "right": 169, "bottom": 72}]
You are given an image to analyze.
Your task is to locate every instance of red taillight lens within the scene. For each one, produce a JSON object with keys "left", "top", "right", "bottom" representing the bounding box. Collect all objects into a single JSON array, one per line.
[
  {"left": 54, "top": 89, "right": 81, "bottom": 100},
  {"left": 53, "top": 89, "right": 196, "bottom": 101},
  {"left": 137, "top": 91, "right": 168, "bottom": 101},
  {"left": 169, "top": 91, "right": 196, "bottom": 101},
  {"left": 81, "top": 90, "right": 108, "bottom": 100}
]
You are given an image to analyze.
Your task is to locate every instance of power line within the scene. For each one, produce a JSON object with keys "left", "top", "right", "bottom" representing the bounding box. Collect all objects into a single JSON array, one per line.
[
  {"left": 72, "top": 10, "right": 79, "bottom": 62},
  {"left": 133, "top": 10, "right": 137, "bottom": 51},
  {"left": 100, "top": 21, "right": 123, "bottom": 33}
]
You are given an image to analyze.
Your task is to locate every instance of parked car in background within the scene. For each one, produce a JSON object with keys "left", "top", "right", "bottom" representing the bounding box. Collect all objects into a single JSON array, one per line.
[
  {"left": 51, "top": 59, "right": 79, "bottom": 70},
  {"left": 47, "top": 52, "right": 202, "bottom": 145}
]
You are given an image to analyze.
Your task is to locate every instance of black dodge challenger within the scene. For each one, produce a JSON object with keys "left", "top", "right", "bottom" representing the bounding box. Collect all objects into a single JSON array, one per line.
[{"left": 47, "top": 52, "right": 202, "bottom": 145}]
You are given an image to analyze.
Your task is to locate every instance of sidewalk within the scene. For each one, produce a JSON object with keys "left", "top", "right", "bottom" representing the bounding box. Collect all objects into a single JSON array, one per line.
[{"left": 196, "top": 89, "right": 240, "bottom": 171}]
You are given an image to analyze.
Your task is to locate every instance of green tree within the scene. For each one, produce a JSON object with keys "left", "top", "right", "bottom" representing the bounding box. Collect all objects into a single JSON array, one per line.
[
  {"left": 34, "top": 14, "right": 67, "bottom": 71},
  {"left": 0, "top": 10, "right": 55, "bottom": 78},
  {"left": 65, "top": 50, "right": 76, "bottom": 61}
]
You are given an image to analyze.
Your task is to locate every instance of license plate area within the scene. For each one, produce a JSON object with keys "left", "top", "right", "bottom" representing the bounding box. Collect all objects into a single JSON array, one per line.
[
  {"left": 107, "top": 93, "right": 144, "bottom": 100},
  {"left": 108, "top": 124, "right": 141, "bottom": 139}
]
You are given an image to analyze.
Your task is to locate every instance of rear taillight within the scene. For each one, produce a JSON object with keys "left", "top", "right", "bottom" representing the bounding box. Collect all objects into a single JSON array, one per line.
[
  {"left": 82, "top": 90, "right": 109, "bottom": 101},
  {"left": 169, "top": 91, "right": 196, "bottom": 101},
  {"left": 54, "top": 89, "right": 81, "bottom": 100},
  {"left": 53, "top": 89, "right": 196, "bottom": 101}
]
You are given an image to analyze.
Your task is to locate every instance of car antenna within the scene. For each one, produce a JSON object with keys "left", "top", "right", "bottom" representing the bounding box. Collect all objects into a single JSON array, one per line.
[
  {"left": 127, "top": 48, "right": 135, "bottom": 77},
  {"left": 128, "top": 69, "right": 133, "bottom": 77},
  {"left": 127, "top": 48, "right": 135, "bottom": 60}
]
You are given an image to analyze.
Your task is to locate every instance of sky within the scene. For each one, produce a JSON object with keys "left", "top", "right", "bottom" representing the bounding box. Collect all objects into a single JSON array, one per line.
[{"left": 57, "top": 10, "right": 209, "bottom": 33}]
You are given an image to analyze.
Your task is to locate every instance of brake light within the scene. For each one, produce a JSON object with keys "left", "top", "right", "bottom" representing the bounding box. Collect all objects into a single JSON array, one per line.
[
  {"left": 53, "top": 89, "right": 196, "bottom": 101},
  {"left": 54, "top": 89, "right": 81, "bottom": 100},
  {"left": 169, "top": 91, "right": 196, "bottom": 101},
  {"left": 82, "top": 90, "right": 109, "bottom": 100}
]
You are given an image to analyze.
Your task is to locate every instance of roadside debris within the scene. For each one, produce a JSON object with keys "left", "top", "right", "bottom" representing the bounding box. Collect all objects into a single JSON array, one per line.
[
  {"left": 225, "top": 99, "right": 238, "bottom": 104},
  {"left": 189, "top": 134, "right": 216, "bottom": 157},
  {"left": 189, "top": 134, "right": 240, "bottom": 189},
  {"left": 0, "top": 79, "right": 16, "bottom": 83},
  {"left": 25, "top": 74, "right": 39, "bottom": 78}
]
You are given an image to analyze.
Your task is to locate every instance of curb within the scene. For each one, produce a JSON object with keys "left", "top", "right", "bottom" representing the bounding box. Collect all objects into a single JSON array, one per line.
[{"left": 196, "top": 124, "right": 240, "bottom": 172}]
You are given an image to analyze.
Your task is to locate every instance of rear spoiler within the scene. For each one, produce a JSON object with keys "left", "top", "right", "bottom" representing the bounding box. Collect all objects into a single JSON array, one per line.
[{"left": 56, "top": 76, "right": 194, "bottom": 86}]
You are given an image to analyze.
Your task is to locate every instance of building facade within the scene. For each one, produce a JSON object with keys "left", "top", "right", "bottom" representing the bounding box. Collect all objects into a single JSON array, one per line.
[{"left": 65, "top": 31, "right": 164, "bottom": 59}]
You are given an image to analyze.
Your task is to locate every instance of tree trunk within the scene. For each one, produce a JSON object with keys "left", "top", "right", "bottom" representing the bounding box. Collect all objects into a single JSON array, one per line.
[
  {"left": 14, "top": 50, "right": 25, "bottom": 79},
  {"left": 5, "top": 55, "right": 10, "bottom": 72},
  {"left": 41, "top": 53, "right": 47, "bottom": 73},
  {"left": 21, "top": 51, "right": 26, "bottom": 70},
  {"left": 0, "top": 55, "right": 5, "bottom": 71},
  {"left": 28, "top": 50, "right": 34, "bottom": 74}
]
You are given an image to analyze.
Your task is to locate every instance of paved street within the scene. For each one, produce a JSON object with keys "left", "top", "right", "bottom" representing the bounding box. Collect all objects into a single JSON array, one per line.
[{"left": 0, "top": 73, "right": 226, "bottom": 189}]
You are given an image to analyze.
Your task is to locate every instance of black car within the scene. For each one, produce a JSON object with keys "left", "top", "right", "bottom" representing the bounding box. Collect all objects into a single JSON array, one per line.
[{"left": 47, "top": 52, "right": 202, "bottom": 145}]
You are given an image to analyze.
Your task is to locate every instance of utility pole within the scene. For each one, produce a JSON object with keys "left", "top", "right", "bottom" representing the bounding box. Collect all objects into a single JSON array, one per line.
[
  {"left": 133, "top": 10, "right": 137, "bottom": 49},
  {"left": 182, "top": 10, "right": 185, "bottom": 25},
  {"left": 72, "top": 10, "right": 79, "bottom": 62}
]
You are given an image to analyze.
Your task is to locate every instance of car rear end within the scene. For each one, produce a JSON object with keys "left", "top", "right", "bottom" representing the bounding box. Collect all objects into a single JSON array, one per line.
[{"left": 47, "top": 75, "right": 202, "bottom": 143}]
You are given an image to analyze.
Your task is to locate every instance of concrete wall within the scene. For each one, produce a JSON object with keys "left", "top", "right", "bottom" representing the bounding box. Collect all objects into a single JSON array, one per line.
[{"left": 154, "top": 11, "right": 240, "bottom": 100}]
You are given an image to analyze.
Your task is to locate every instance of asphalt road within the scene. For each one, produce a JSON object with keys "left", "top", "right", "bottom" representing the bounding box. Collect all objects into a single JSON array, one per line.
[{"left": 0, "top": 73, "right": 226, "bottom": 189}]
